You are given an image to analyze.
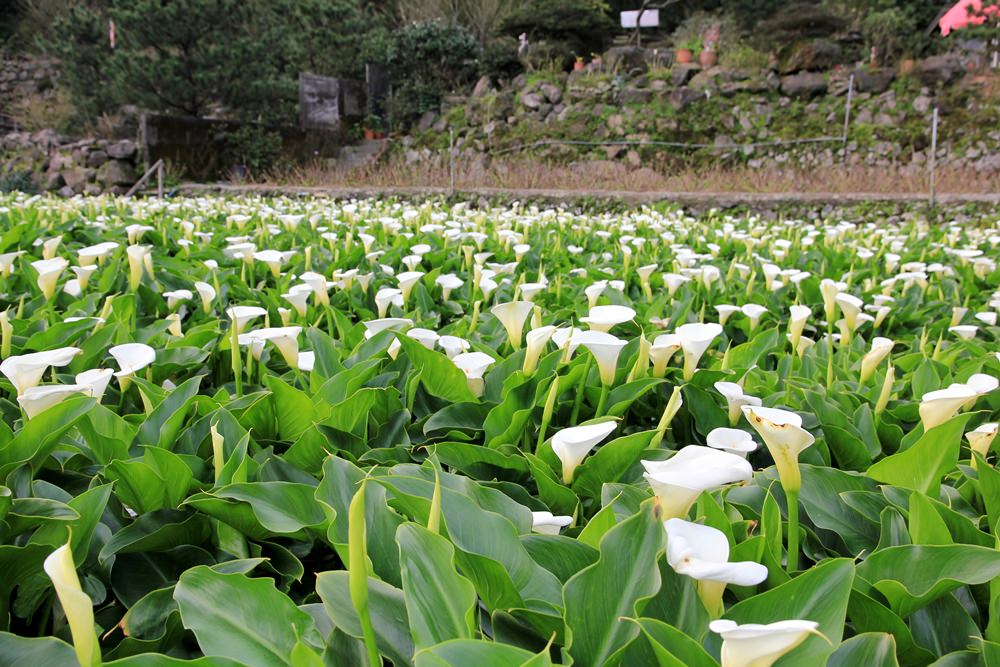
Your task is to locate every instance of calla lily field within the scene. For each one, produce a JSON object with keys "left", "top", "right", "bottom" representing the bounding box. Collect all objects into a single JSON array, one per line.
[{"left": 1, "top": 192, "right": 1000, "bottom": 666}]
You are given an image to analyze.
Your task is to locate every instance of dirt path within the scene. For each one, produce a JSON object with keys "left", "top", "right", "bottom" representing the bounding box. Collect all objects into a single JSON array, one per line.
[{"left": 174, "top": 183, "right": 1000, "bottom": 209}]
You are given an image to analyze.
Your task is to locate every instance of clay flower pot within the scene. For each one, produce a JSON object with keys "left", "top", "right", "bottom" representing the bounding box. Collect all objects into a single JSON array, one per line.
[
  {"left": 675, "top": 48, "right": 693, "bottom": 64},
  {"left": 699, "top": 50, "right": 718, "bottom": 68}
]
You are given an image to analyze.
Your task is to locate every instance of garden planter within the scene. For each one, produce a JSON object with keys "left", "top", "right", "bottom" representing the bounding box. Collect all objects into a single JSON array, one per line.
[
  {"left": 699, "top": 50, "right": 718, "bottom": 68},
  {"left": 675, "top": 49, "right": 693, "bottom": 65},
  {"left": 574, "top": 61, "right": 585, "bottom": 71}
]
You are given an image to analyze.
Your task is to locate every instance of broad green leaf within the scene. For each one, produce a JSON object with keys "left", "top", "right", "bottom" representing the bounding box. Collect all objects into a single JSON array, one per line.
[
  {"left": 174, "top": 566, "right": 322, "bottom": 667},
  {"left": 397, "top": 523, "right": 477, "bottom": 650},
  {"left": 563, "top": 500, "right": 664, "bottom": 667}
]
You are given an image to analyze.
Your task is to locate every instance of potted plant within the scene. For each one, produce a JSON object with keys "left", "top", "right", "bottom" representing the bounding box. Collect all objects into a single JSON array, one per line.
[
  {"left": 574, "top": 55, "right": 585, "bottom": 71},
  {"left": 675, "top": 37, "right": 700, "bottom": 65},
  {"left": 590, "top": 52, "right": 603, "bottom": 69},
  {"left": 363, "top": 114, "right": 386, "bottom": 140},
  {"left": 699, "top": 22, "right": 720, "bottom": 68}
]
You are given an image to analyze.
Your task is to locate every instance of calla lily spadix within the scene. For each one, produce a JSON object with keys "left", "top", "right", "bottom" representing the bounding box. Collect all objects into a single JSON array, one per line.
[
  {"left": 710, "top": 619, "right": 821, "bottom": 667},
  {"left": 677, "top": 322, "right": 723, "bottom": 380},
  {"left": 919, "top": 384, "right": 978, "bottom": 431},
  {"left": 491, "top": 301, "right": 534, "bottom": 350},
  {"left": 706, "top": 427, "right": 758, "bottom": 457},
  {"left": 580, "top": 305, "right": 636, "bottom": 333},
  {"left": 0, "top": 347, "right": 82, "bottom": 395},
  {"left": 664, "top": 518, "right": 768, "bottom": 617},
  {"left": 551, "top": 420, "right": 617, "bottom": 484},
  {"left": 44, "top": 542, "right": 102, "bottom": 667},
  {"left": 531, "top": 511, "right": 573, "bottom": 535},
  {"left": 650, "top": 333, "right": 681, "bottom": 377},
  {"left": 226, "top": 306, "right": 267, "bottom": 334},
  {"left": 451, "top": 351, "right": 496, "bottom": 397},
  {"left": 859, "top": 337, "right": 894, "bottom": 383},
  {"left": 714, "top": 382, "right": 762, "bottom": 427},
  {"left": 642, "top": 446, "right": 753, "bottom": 520}
]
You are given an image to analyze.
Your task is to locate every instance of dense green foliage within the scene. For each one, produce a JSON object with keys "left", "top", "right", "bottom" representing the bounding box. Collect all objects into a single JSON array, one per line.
[
  {"left": 45, "top": 0, "right": 367, "bottom": 125},
  {"left": 0, "top": 193, "right": 997, "bottom": 666}
]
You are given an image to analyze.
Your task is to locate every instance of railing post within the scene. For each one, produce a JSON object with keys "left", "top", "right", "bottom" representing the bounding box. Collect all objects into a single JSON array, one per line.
[
  {"left": 929, "top": 107, "right": 939, "bottom": 208},
  {"left": 449, "top": 128, "right": 456, "bottom": 197},
  {"left": 842, "top": 74, "right": 854, "bottom": 165},
  {"left": 157, "top": 161, "right": 164, "bottom": 198}
]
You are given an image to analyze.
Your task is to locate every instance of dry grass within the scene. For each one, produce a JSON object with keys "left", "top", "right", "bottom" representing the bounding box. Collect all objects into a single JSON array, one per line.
[
  {"left": 262, "top": 155, "right": 1000, "bottom": 195},
  {"left": 10, "top": 88, "right": 75, "bottom": 133}
]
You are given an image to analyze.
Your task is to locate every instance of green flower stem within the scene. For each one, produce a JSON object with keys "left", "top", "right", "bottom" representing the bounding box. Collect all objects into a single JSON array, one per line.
[
  {"left": 570, "top": 356, "right": 592, "bottom": 425},
  {"left": 786, "top": 488, "right": 800, "bottom": 573},
  {"left": 230, "top": 319, "right": 243, "bottom": 398},
  {"left": 595, "top": 383, "right": 610, "bottom": 418}
]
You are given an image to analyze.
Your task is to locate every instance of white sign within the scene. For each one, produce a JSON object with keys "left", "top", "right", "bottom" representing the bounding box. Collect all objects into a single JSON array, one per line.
[{"left": 621, "top": 9, "right": 659, "bottom": 28}]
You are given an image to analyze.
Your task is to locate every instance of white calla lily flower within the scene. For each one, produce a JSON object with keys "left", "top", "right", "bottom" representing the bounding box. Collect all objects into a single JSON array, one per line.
[
  {"left": 32, "top": 257, "right": 69, "bottom": 301},
  {"left": 551, "top": 420, "right": 617, "bottom": 483},
  {"left": 572, "top": 330, "right": 627, "bottom": 386},
  {"left": 531, "top": 511, "right": 573, "bottom": 535},
  {"left": 18, "top": 383, "right": 87, "bottom": 418},
  {"left": 0, "top": 347, "right": 82, "bottom": 395},
  {"left": 919, "top": 385, "right": 978, "bottom": 431},
  {"left": 742, "top": 405, "right": 814, "bottom": 494},
  {"left": 109, "top": 343, "right": 156, "bottom": 386},
  {"left": 580, "top": 305, "right": 636, "bottom": 333},
  {"left": 650, "top": 333, "right": 681, "bottom": 377},
  {"left": 714, "top": 382, "right": 762, "bottom": 427},
  {"left": 677, "top": 322, "right": 723, "bottom": 380},
  {"left": 664, "top": 518, "right": 768, "bottom": 616},
  {"left": 226, "top": 306, "right": 267, "bottom": 334},
  {"left": 710, "top": 619, "right": 820, "bottom": 667},
  {"left": 706, "top": 427, "right": 758, "bottom": 457},
  {"left": 859, "top": 337, "right": 894, "bottom": 383},
  {"left": 642, "top": 446, "right": 753, "bottom": 520},
  {"left": 44, "top": 542, "right": 101, "bottom": 667},
  {"left": 451, "top": 351, "right": 496, "bottom": 397},
  {"left": 491, "top": 301, "right": 535, "bottom": 350}
]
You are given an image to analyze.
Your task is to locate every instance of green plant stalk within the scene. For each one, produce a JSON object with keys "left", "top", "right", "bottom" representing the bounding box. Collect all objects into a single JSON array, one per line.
[
  {"left": 348, "top": 481, "right": 380, "bottom": 667},
  {"left": 570, "top": 356, "right": 592, "bottom": 424},
  {"left": 230, "top": 318, "right": 243, "bottom": 398},
  {"left": 536, "top": 376, "right": 560, "bottom": 453},
  {"left": 595, "top": 383, "right": 610, "bottom": 417},
  {"left": 428, "top": 466, "right": 442, "bottom": 534},
  {"left": 786, "top": 489, "right": 800, "bottom": 573}
]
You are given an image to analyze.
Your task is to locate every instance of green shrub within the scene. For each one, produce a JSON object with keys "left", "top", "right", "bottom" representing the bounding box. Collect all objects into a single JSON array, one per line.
[
  {"left": 500, "top": 0, "right": 614, "bottom": 58},
  {"left": 862, "top": 9, "right": 915, "bottom": 65},
  {"left": 0, "top": 170, "right": 37, "bottom": 194},
  {"left": 386, "top": 21, "right": 481, "bottom": 127},
  {"left": 220, "top": 125, "right": 284, "bottom": 176}
]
